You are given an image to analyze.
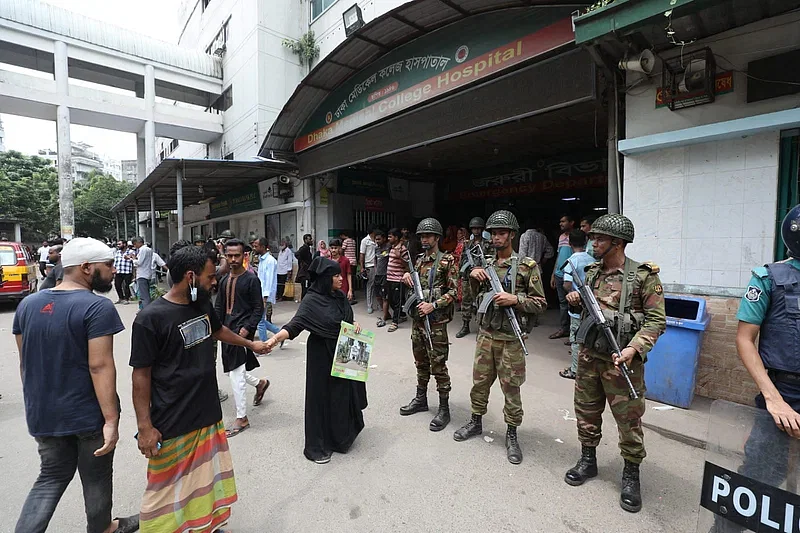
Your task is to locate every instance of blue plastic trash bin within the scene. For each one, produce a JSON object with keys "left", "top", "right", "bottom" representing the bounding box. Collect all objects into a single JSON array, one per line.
[{"left": 644, "top": 295, "right": 710, "bottom": 408}]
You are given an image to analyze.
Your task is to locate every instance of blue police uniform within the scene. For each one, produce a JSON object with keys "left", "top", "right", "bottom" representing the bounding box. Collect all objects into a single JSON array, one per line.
[
  {"left": 737, "top": 258, "right": 800, "bottom": 407},
  {"left": 714, "top": 258, "right": 800, "bottom": 531}
]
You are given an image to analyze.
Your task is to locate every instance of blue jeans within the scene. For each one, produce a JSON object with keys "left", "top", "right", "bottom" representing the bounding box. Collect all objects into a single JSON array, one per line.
[
  {"left": 257, "top": 301, "right": 281, "bottom": 341},
  {"left": 136, "top": 277, "right": 152, "bottom": 307},
  {"left": 16, "top": 432, "right": 114, "bottom": 533}
]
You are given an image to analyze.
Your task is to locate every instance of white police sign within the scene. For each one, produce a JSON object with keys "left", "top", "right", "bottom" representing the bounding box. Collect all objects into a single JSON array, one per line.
[{"left": 701, "top": 462, "right": 800, "bottom": 531}]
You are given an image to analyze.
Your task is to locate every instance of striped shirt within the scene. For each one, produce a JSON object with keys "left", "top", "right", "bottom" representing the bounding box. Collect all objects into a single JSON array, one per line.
[
  {"left": 342, "top": 238, "right": 357, "bottom": 266},
  {"left": 387, "top": 244, "right": 408, "bottom": 282}
]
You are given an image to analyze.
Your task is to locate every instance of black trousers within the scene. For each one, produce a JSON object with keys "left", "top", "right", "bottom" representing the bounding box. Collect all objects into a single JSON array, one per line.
[
  {"left": 387, "top": 281, "right": 404, "bottom": 324},
  {"left": 114, "top": 273, "right": 132, "bottom": 301},
  {"left": 16, "top": 432, "right": 114, "bottom": 533},
  {"left": 277, "top": 274, "right": 288, "bottom": 301},
  {"left": 39, "top": 262, "right": 47, "bottom": 278}
]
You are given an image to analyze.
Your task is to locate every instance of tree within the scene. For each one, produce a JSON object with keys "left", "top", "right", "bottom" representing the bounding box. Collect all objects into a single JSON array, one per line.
[
  {"left": 74, "top": 170, "right": 134, "bottom": 239},
  {"left": 0, "top": 150, "right": 60, "bottom": 241}
]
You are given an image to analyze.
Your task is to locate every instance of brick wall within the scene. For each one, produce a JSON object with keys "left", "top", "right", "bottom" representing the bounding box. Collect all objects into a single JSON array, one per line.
[{"left": 675, "top": 293, "right": 759, "bottom": 406}]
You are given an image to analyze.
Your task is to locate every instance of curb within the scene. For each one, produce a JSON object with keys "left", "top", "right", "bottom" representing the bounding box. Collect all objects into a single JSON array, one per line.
[{"left": 642, "top": 421, "right": 707, "bottom": 450}]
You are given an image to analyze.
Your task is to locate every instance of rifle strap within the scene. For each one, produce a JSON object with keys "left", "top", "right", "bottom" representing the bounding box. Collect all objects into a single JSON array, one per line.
[
  {"left": 510, "top": 254, "right": 518, "bottom": 294},
  {"left": 616, "top": 257, "right": 640, "bottom": 346},
  {"left": 426, "top": 251, "right": 443, "bottom": 301}
]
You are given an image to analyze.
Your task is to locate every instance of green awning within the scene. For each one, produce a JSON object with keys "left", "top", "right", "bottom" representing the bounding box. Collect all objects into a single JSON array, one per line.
[{"left": 573, "top": 0, "right": 719, "bottom": 45}]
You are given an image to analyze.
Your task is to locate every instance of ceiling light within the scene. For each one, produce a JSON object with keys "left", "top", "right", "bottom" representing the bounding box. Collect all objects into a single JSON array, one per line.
[{"left": 562, "top": 197, "right": 579, "bottom": 201}]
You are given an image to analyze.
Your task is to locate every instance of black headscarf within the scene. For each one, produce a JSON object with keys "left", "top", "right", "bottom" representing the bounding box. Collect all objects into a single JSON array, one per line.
[{"left": 286, "top": 257, "right": 353, "bottom": 339}]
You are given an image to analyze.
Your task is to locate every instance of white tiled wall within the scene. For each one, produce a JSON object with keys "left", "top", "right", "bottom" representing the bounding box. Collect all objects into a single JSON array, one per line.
[{"left": 623, "top": 131, "right": 779, "bottom": 289}]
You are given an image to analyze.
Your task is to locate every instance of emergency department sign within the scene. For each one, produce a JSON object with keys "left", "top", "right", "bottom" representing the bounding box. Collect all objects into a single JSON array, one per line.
[{"left": 295, "top": 8, "right": 576, "bottom": 153}]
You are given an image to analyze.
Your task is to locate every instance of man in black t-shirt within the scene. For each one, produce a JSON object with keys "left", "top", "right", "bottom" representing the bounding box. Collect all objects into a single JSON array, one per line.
[
  {"left": 130, "top": 246, "right": 268, "bottom": 532},
  {"left": 39, "top": 243, "right": 63, "bottom": 290}
]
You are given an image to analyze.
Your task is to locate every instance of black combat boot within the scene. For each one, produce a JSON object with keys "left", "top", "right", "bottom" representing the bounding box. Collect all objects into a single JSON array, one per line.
[
  {"left": 429, "top": 394, "right": 451, "bottom": 431},
  {"left": 505, "top": 425, "right": 523, "bottom": 464},
  {"left": 620, "top": 460, "right": 642, "bottom": 513},
  {"left": 455, "top": 319, "right": 471, "bottom": 338},
  {"left": 564, "top": 445, "right": 598, "bottom": 486},
  {"left": 399, "top": 387, "right": 428, "bottom": 416},
  {"left": 453, "top": 414, "right": 482, "bottom": 441}
]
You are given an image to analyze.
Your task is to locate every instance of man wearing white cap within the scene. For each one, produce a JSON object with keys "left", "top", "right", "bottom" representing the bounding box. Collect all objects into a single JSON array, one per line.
[{"left": 13, "top": 237, "right": 139, "bottom": 533}]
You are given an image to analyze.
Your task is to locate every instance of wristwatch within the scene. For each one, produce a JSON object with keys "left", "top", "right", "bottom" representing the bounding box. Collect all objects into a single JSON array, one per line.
[{"left": 432, "top": 300, "right": 439, "bottom": 310}]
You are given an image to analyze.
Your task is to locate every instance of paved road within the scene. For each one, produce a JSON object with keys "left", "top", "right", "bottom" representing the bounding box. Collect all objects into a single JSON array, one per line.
[{"left": 0, "top": 295, "right": 705, "bottom": 533}]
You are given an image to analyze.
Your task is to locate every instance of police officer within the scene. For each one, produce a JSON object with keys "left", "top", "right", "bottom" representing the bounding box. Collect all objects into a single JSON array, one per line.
[
  {"left": 218, "top": 229, "right": 235, "bottom": 244},
  {"left": 453, "top": 210, "right": 547, "bottom": 464},
  {"left": 712, "top": 204, "right": 800, "bottom": 533},
  {"left": 563, "top": 214, "right": 666, "bottom": 513},
  {"left": 456, "top": 217, "right": 488, "bottom": 339},
  {"left": 399, "top": 218, "right": 458, "bottom": 432}
]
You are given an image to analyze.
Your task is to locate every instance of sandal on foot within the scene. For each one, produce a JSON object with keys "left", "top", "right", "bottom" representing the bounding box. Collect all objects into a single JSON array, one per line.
[
  {"left": 559, "top": 368, "right": 577, "bottom": 380},
  {"left": 253, "top": 379, "right": 270, "bottom": 406},
  {"left": 388, "top": 323, "right": 398, "bottom": 332},
  {"left": 376, "top": 319, "right": 387, "bottom": 327},
  {"left": 113, "top": 514, "right": 140, "bottom": 533},
  {"left": 549, "top": 329, "right": 568, "bottom": 339},
  {"left": 225, "top": 424, "right": 250, "bottom": 438}
]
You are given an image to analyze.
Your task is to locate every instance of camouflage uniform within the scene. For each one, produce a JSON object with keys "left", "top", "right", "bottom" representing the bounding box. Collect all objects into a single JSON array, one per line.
[
  {"left": 410, "top": 251, "right": 458, "bottom": 392},
  {"left": 574, "top": 260, "right": 666, "bottom": 463},
  {"left": 469, "top": 255, "right": 547, "bottom": 426}
]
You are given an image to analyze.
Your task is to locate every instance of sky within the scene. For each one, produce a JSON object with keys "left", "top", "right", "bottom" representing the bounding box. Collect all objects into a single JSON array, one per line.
[{"left": 1, "top": 0, "right": 184, "bottom": 161}]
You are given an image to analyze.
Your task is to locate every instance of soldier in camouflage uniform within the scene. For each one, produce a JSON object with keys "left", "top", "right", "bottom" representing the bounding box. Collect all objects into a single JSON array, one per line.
[
  {"left": 456, "top": 217, "right": 489, "bottom": 339},
  {"left": 563, "top": 214, "right": 666, "bottom": 513},
  {"left": 399, "top": 217, "right": 458, "bottom": 432},
  {"left": 453, "top": 210, "right": 547, "bottom": 464}
]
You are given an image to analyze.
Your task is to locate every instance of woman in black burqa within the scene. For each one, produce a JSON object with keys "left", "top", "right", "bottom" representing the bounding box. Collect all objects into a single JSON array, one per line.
[{"left": 264, "top": 257, "right": 368, "bottom": 464}]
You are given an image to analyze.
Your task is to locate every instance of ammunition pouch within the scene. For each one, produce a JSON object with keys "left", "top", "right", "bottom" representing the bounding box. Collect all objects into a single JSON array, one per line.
[
  {"left": 476, "top": 293, "right": 533, "bottom": 334},
  {"left": 575, "top": 309, "right": 644, "bottom": 355}
]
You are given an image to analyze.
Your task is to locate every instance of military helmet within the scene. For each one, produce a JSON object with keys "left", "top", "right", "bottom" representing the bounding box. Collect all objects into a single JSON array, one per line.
[
  {"left": 416, "top": 217, "right": 443, "bottom": 236},
  {"left": 589, "top": 214, "right": 635, "bottom": 243},
  {"left": 192, "top": 234, "right": 204, "bottom": 243},
  {"left": 468, "top": 217, "right": 485, "bottom": 229},
  {"left": 218, "top": 229, "right": 235, "bottom": 239},
  {"left": 781, "top": 204, "right": 800, "bottom": 258},
  {"left": 485, "top": 210, "right": 519, "bottom": 232}
]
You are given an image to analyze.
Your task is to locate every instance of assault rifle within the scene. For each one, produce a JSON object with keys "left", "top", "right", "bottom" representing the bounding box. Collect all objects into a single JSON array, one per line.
[
  {"left": 460, "top": 235, "right": 475, "bottom": 276},
  {"left": 564, "top": 259, "right": 639, "bottom": 399},
  {"left": 471, "top": 245, "right": 529, "bottom": 357},
  {"left": 402, "top": 250, "right": 434, "bottom": 350}
]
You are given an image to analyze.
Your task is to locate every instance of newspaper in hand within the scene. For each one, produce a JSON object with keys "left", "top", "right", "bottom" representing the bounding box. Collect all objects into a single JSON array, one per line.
[{"left": 331, "top": 321, "right": 375, "bottom": 382}]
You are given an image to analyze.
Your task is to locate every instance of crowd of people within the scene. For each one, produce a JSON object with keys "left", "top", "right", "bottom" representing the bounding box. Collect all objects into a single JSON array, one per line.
[{"left": 16, "top": 202, "right": 800, "bottom": 532}]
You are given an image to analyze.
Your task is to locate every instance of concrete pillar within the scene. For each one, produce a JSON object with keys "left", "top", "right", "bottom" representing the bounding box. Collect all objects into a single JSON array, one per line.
[
  {"left": 145, "top": 120, "right": 156, "bottom": 175},
  {"left": 135, "top": 206, "right": 140, "bottom": 237},
  {"left": 14, "top": 223, "right": 22, "bottom": 242},
  {"left": 54, "top": 41, "right": 74, "bottom": 239},
  {"left": 176, "top": 167, "right": 184, "bottom": 240},
  {"left": 150, "top": 190, "right": 157, "bottom": 251},
  {"left": 144, "top": 65, "right": 156, "bottom": 175},
  {"left": 136, "top": 137, "right": 146, "bottom": 183},
  {"left": 123, "top": 207, "right": 128, "bottom": 239},
  {"left": 607, "top": 78, "right": 621, "bottom": 214},
  {"left": 115, "top": 212, "right": 120, "bottom": 241}
]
